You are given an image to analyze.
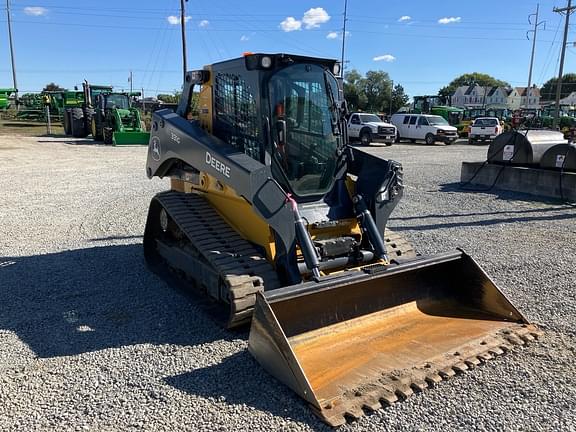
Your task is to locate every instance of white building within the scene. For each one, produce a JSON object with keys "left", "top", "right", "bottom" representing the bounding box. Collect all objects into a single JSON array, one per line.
[
  {"left": 507, "top": 86, "right": 540, "bottom": 110},
  {"left": 451, "top": 85, "right": 510, "bottom": 108},
  {"left": 559, "top": 91, "right": 576, "bottom": 106}
]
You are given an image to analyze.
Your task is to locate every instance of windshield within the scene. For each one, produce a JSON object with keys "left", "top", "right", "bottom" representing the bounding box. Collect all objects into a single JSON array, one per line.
[
  {"left": 268, "top": 64, "right": 340, "bottom": 198},
  {"left": 360, "top": 114, "right": 382, "bottom": 123},
  {"left": 473, "top": 118, "right": 498, "bottom": 127},
  {"left": 448, "top": 111, "right": 463, "bottom": 125},
  {"left": 426, "top": 115, "right": 448, "bottom": 126},
  {"left": 105, "top": 94, "right": 130, "bottom": 109}
]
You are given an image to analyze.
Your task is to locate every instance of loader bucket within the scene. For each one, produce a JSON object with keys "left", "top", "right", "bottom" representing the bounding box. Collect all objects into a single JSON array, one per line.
[
  {"left": 112, "top": 131, "right": 150, "bottom": 146},
  {"left": 248, "top": 250, "right": 540, "bottom": 426}
]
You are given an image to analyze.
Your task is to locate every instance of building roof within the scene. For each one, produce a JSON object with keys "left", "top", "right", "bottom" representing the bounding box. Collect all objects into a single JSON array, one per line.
[{"left": 514, "top": 86, "right": 541, "bottom": 97}]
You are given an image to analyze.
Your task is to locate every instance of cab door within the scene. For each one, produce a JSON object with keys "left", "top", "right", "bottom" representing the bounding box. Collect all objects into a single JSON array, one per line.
[
  {"left": 406, "top": 115, "right": 418, "bottom": 139},
  {"left": 349, "top": 114, "right": 361, "bottom": 138},
  {"left": 416, "top": 116, "right": 431, "bottom": 139}
]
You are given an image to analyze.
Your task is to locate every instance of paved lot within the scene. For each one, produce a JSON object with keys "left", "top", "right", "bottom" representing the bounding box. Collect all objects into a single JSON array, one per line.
[{"left": 0, "top": 135, "right": 574, "bottom": 431}]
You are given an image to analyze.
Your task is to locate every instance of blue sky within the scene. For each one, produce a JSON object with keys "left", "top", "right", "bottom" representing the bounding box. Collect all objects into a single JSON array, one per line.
[{"left": 1, "top": 0, "right": 575, "bottom": 98}]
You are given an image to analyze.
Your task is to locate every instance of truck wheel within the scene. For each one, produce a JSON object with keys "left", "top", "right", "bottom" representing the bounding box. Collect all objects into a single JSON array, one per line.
[
  {"left": 385, "top": 141, "right": 393, "bottom": 147},
  {"left": 103, "top": 127, "right": 113, "bottom": 145},
  {"left": 425, "top": 133, "right": 435, "bottom": 145},
  {"left": 71, "top": 108, "right": 88, "bottom": 138},
  {"left": 360, "top": 130, "right": 372, "bottom": 146}
]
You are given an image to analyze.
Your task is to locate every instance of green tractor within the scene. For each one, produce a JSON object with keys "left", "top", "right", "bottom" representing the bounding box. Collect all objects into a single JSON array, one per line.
[
  {"left": 412, "top": 95, "right": 464, "bottom": 126},
  {"left": 63, "top": 81, "right": 113, "bottom": 138},
  {"left": 0, "top": 88, "right": 16, "bottom": 110},
  {"left": 91, "top": 92, "right": 149, "bottom": 145}
]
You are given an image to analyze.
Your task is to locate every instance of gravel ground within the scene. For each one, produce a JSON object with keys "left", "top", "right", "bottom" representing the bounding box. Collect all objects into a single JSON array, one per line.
[{"left": 0, "top": 135, "right": 574, "bottom": 431}]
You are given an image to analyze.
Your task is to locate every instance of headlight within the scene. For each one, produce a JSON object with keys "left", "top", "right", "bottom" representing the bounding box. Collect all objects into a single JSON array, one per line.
[
  {"left": 437, "top": 129, "right": 445, "bottom": 134},
  {"left": 260, "top": 56, "right": 273, "bottom": 68},
  {"left": 333, "top": 62, "right": 341, "bottom": 76}
]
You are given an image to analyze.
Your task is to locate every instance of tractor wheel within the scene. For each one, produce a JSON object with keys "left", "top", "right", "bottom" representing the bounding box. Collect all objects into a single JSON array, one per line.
[
  {"left": 63, "top": 110, "right": 72, "bottom": 135},
  {"left": 91, "top": 116, "right": 103, "bottom": 141},
  {"left": 425, "top": 133, "right": 435, "bottom": 145},
  {"left": 71, "top": 108, "right": 88, "bottom": 138},
  {"left": 83, "top": 108, "right": 94, "bottom": 137},
  {"left": 103, "top": 127, "right": 114, "bottom": 145}
]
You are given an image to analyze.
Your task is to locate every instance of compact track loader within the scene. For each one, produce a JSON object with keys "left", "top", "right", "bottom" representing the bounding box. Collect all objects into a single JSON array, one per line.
[{"left": 143, "top": 53, "right": 540, "bottom": 426}]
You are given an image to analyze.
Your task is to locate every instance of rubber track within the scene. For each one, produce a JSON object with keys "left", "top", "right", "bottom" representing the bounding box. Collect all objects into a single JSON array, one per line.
[
  {"left": 152, "top": 192, "right": 417, "bottom": 327},
  {"left": 154, "top": 191, "right": 280, "bottom": 328}
]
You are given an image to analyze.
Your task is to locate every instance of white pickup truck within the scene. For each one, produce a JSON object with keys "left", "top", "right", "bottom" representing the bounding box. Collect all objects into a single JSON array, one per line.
[
  {"left": 468, "top": 117, "right": 503, "bottom": 144},
  {"left": 347, "top": 113, "right": 397, "bottom": 146}
]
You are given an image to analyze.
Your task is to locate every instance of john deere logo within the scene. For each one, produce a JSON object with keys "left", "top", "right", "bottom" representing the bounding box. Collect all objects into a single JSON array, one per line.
[{"left": 151, "top": 136, "right": 161, "bottom": 161}]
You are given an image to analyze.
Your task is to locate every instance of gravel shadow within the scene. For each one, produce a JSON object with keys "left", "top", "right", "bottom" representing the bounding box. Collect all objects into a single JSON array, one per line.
[
  {"left": 0, "top": 245, "right": 232, "bottom": 358},
  {"left": 165, "top": 351, "right": 329, "bottom": 429}
]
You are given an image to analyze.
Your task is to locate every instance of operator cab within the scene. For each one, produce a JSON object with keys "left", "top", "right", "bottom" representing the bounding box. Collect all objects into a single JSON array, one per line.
[{"left": 191, "top": 53, "right": 345, "bottom": 201}]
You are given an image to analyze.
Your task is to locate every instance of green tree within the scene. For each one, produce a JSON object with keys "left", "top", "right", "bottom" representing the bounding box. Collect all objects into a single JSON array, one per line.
[
  {"left": 157, "top": 91, "right": 181, "bottom": 104},
  {"left": 390, "top": 84, "right": 409, "bottom": 113},
  {"left": 344, "top": 69, "right": 409, "bottom": 113},
  {"left": 438, "top": 73, "right": 510, "bottom": 98},
  {"left": 343, "top": 69, "right": 367, "bottom": 111},
  {"left": 540, "top": 74, "right": 576, "bottom": 101},
  {"left": 42, "top": 82, "right": 65, "bottom": 92},
  {"left": 362, "top": 70, "right": 392, "bottom": 112}
]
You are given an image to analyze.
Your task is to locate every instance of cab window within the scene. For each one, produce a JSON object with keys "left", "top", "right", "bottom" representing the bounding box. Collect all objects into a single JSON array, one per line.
[
  {"left": 409, "top": 116, "right": 417, "bottom": 125},
  {"left": 351, "top": 115, "right": 360, "bottom": 124},
  {"left": 418, "top": 117, "right": 429, "bottom": 126},
  {"left": 403, "top": 116, "right": 410, "bottom": 124}
]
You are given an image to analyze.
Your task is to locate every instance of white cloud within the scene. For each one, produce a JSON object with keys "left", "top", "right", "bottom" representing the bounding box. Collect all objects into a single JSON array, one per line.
[
  {"left": 24, "top": 6, "right": 48, "bottom": 16},
  {"left": 326, "top": 30, "right": 350, "bottom": 40},
  {"left": 240, "top": 35, "right": 249, "bottom": 41},
  {"left": 302, "top": 7, "right": 330, "bottom": 29},
  {"left": 373, "top": 54, "right": 396, "bottom": 62},
  {"left": 199, "top": 19, "right": 209, "bottom": 28},
  {"left": 167, "top": 15, "right": 191, "bottom": 25},
  {"left": 398, "top": 15, "right": 411, "bottom": 22},
  {"left": 280, "top": 16, "right": 302, "bottom": 32},
  {"left": 438, "top": 16, "right": 461, "bottom": 24}
]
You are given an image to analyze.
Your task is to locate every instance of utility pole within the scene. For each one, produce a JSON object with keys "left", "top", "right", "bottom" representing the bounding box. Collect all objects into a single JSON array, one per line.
[
  {"left": 527, "top": 4, "right": 545, "bottom": 96},
  {"left": 180, "top": 0, "right": 189, "bottom": 82},
  {"left": 389, "top": 80, "right": 393, "bottom": 116},
  {"left": 6, "top": 0, "right": 18, "bottom": 109},
  {"left": 553, "top": 0, "right": 575, "bottom": 128},
  {"left": 340, "top": 0, "right": 348, "bottom": 77}
]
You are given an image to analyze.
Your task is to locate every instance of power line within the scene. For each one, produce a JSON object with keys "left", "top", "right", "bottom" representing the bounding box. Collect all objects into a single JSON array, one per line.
[{"left": 553, "top": 0, "right": 576, "bottom": 128}]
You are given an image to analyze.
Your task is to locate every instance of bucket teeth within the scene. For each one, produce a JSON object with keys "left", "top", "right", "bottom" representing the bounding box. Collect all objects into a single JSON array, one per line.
[
  {"left": 425, "top": 374, "right": 443, "bottom": 386},
  {"left": 464, "top": 357, "right": 482, "bottom": 368},
  {"left": 313, "top": 324, "right": 540, "bottom": 427}
]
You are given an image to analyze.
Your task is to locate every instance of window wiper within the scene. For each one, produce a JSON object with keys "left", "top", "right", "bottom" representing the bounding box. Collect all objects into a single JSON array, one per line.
[{"left": 323, "top": 70, "right": 341, "bottom": 136}]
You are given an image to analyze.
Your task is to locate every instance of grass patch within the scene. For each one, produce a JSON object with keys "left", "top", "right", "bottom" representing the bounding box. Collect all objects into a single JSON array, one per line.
[{"left": 0, "top": 118, "right": 64, "bottom": 137}]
